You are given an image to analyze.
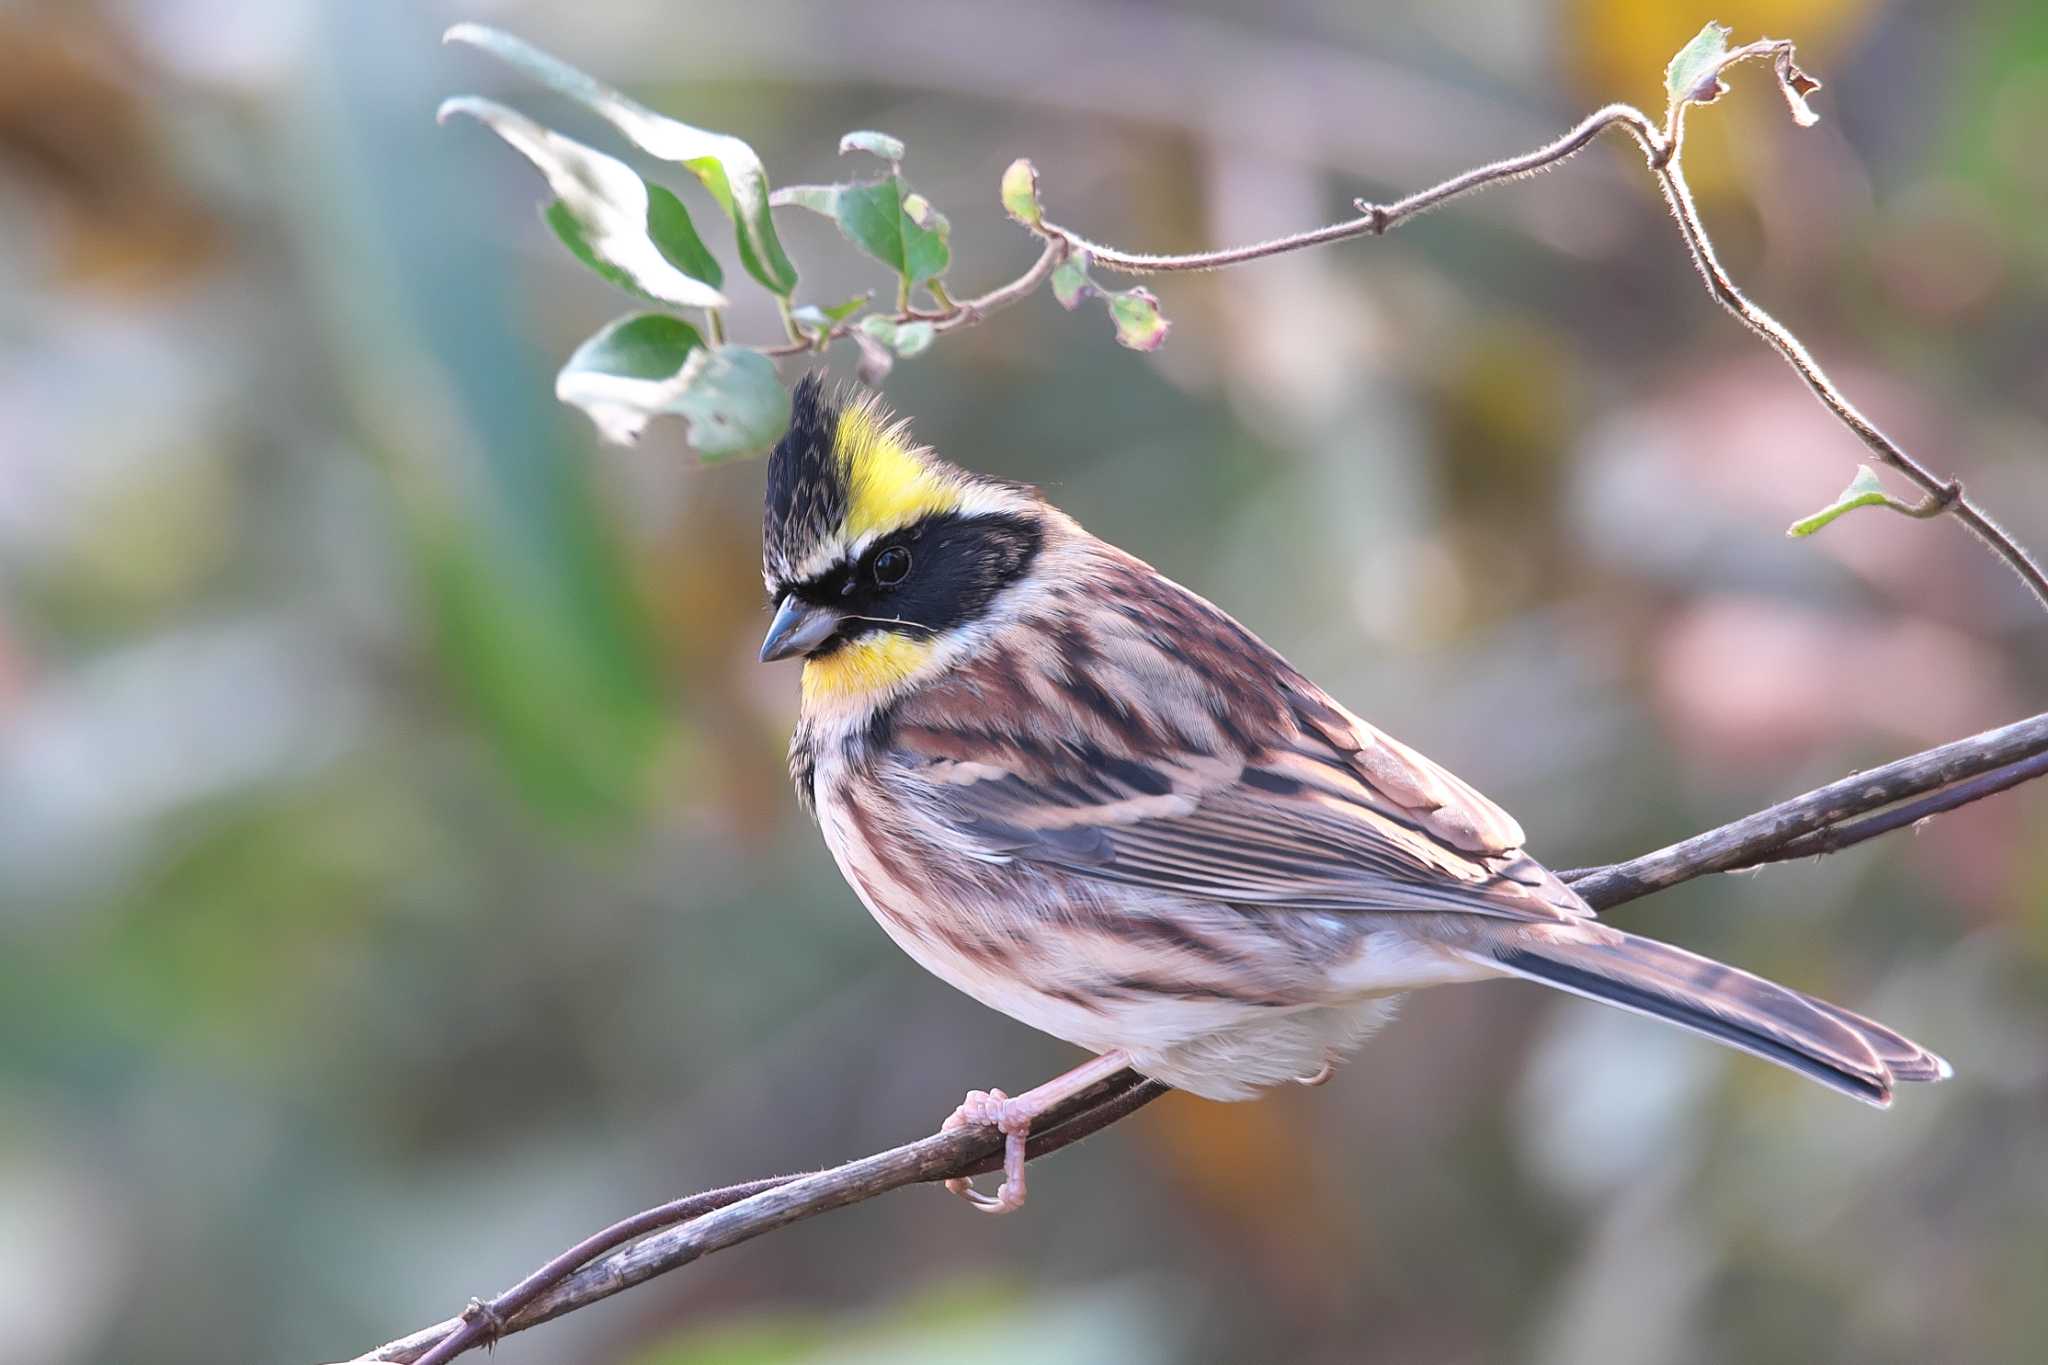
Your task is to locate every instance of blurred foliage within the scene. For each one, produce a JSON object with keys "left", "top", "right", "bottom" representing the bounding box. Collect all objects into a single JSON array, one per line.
[
  {"left": 2, "top": 3, "right": 2046, "bottom": 1365},
  {"left": 628, "top": 1278, "right": 1175, "bottom": 1365}
]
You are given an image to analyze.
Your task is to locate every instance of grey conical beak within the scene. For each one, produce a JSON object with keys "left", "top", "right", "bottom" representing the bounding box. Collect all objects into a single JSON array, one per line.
[{"left": 759, "top": 595, "right": 847, "bottom": 663}]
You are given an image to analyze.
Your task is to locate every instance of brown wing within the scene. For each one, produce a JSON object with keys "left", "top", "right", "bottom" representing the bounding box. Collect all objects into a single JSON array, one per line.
[{"left": 882, "top": 547, "right": 1589, "bottom": 924}]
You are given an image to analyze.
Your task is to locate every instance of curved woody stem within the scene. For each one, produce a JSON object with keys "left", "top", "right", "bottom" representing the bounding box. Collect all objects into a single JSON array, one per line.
[
  {"left": 774, "top": 37, "right": 2047, "bottom": 607},
  {"left": 356, "top": 710, "right": 2048, "bottom": 1365}
]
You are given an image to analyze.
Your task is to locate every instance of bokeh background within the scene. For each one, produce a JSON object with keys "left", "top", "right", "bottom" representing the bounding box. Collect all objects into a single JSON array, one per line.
[{"left": 5, "top": 1, "right": 2048, "bottom": 1362}]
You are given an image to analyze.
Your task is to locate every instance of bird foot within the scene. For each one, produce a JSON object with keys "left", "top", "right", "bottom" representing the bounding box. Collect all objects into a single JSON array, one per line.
[
  {"left": 935, "top": 1052, "right": 1135, "bottom": 1217},
  {"left": 942, "top": 1088, "right": 1034, "bottom": 1214}
]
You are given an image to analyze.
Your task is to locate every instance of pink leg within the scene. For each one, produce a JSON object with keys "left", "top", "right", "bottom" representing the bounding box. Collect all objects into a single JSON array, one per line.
[{"left": 940, "top": 1051, "right": 1132, "bottom": 1215}]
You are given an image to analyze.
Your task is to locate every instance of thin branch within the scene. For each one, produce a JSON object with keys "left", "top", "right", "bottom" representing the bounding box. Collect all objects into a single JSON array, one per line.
[
  {"left": 754, "top": 38, "right": 2048, "bottom": 613},
  {"left": 762, "top": 104, "right": 1645, "bottom": 359},
  {"left": 1021, "top": 51, "right": 2046, "bottom": 609},
  {"left": 1761, "top": 748, "right": 2048, "bottom": 863},
  {"left": 931, "top": 238, "right": 1068, "bottom": 333},
  {"left": 348, "top": 709, "right": 2048, "bottom": 1365},
  {"left": 361, "top": 1071, "right": 1166, "bottom": 1364},
  {"left": 1043, "top": 102, "right": 1660, "bottom": 274},
  {"left": 1640, "top": 86, "right": 2048, "bottom": 610},
  {"left": 762, "top": 239, "right": 1066, "bottom": 359},
  {"left": 1561, "top": 711, "right": 2048, "bottom": 909},
  {"left": 401, "top": 1175, "right": 791, "bottom": 1365}
]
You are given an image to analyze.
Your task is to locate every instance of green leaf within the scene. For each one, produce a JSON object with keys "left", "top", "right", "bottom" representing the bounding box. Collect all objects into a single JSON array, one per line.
[
  {"left": 555, "top": 312, "right": 704, "bottom": 445},
  {"left": 669, "top": 347, "right": 789, "bottom": 461},
  {"left": 774, "top": 177, "right": 950, "bottom": 287},
  {"left": 890, "top": 320, "right": 935, "bottom": 356},
  {"left": 543, "top": 182, "right": 722, "bottom": 305},
  {"left": 1106, "top": 288, "right": 1170, "bottom": 351},
  {"left": 832, "top": 182, "right": 920, "bottom": 275},
  {"left": 771, "top": 128, "right": 946, "bottom": 287},
  {"left": 544, "top": 200, "right": 639, "bottom": 296},
  {"left": 570, "top": 312, "right": 703, "bottom": 381},
  {"left": 1047, "top": 250, "right": 1170, "bottom": 350},
  {"left": 446, "top": 24, "right": 798, "bottom": 296},
  {"left": 841, "top": 181, "right": 949, "bottom": 285},
  {"left": 1787, "top": 465, "right": 1900, "bottom": 537},
  {"left": 772, "top": 184, "right": 838, "bottom": 216},
  {"left": 851, "top": 316, "right": 935, "bottom": 382},
  {"left": 789, "top": 295, "right": 871, "bottom": 331},
  {"left": 555, "top": 316, "right": 788, "bottom": 458},
  {"left": 901, "top": 192, "right": 948, "bottom": 238},
  {"left": 820, "top": 293, "right": 870, "bottom": 322},
  {"left": 643, "top": 183, "right": 723, "bottom": 287},
  {"left": 439, "top": 97, "right": 727, "bottom": 309},
  {"left": 1051, "top": 252, "right": 1094, "bottom": 309},
  {"left": 859, "top": 316, "right": 934, "bottom": 357},
  {"left": 838, "top": 129, "right": 905, "bottom": 164},
  {"left": 1665, "top": 21, "right": 1732, "bottom": 109},
  {"left": 1000, "top": 158, "right": 1043, "bottom": 227}
]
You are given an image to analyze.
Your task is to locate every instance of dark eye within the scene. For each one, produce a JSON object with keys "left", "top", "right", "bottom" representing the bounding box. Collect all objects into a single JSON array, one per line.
[{"left": 873, "top": 546, "right": 912, "bottom": 586}]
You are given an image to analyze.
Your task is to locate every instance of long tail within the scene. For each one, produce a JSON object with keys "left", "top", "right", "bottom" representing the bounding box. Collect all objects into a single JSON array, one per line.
[{"left": 1471, "top": 925, "right": 1950, "bottom": 1107}]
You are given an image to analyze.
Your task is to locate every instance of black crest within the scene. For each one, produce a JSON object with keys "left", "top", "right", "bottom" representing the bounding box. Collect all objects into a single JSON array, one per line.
[{"left": 763, "top": 373, "right": 848, "bottom": 588}]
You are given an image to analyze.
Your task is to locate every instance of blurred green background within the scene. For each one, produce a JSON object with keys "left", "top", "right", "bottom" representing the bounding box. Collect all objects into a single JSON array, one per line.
[{"left": 4, "top": 1, "right": 2047, "bottom": 1362}]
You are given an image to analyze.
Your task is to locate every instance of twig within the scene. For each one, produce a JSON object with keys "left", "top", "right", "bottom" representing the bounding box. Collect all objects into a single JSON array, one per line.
[
  {"left": 1637, "top": 46, "right": 2048, "bottom": 612},
  {"left": 930, "top": 239, "right": 1067, "bottom": 333},
  {"left": 364, "top": 1071, "right": 1166, "bottom": 1364},
  {"left": 1561, "top": 711, "right": 2048, "bottom": 908},
  {"left": 1042, "top": 102, "right": 1661, "bottom": 274},
  {"left": 831, "top": 40, "right": 2046, "bottom": 609},
  {"left": 348, "top": 709, "right": 2048, "bottom": 1365},
  {"left": 1761, "top": 749, "right": 2048, "bottom": 863},
  {"left": 761, "top": 239, "right": 1066, "bottom": 359}
]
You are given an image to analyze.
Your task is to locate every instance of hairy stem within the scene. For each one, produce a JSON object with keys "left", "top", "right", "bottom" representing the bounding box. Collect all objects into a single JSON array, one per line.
[{"left": 1012, "top": 66, "right": 2048, "bottom": 608}]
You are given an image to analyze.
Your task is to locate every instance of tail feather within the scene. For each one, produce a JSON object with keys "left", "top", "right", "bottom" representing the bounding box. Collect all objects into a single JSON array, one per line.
[
  {"left": 1477, "top": 927, "right": 1950, "bottom": 1107},
  {"left": 1803, "top": 994, "right": 1953, "bottom": 1083}
]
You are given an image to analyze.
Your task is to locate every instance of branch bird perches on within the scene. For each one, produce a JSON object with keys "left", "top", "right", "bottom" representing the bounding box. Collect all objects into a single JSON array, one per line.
[{"left": 356, "top": 711, "right": 2048, "bottom": 1365}]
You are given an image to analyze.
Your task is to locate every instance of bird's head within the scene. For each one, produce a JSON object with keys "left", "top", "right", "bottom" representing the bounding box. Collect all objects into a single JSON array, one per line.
[{"left": 760, "top": 374, "right": 1046, "bottom": 706}]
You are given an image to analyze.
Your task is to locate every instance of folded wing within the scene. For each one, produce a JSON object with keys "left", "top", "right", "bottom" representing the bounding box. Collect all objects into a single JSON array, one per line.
[{"left": 881, "top": 558, "right": 1588, "bottom": 926}]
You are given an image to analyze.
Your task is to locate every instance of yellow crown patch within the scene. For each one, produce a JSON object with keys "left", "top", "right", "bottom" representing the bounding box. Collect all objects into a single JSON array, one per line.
[{"left": 836, "top": 400, "right": 962, "bottom": 541}]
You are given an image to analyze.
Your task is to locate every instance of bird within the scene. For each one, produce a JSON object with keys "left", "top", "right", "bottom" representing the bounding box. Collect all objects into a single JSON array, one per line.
[{"left": 758, "top": 373, "right": 1950, "bottom": 1214}]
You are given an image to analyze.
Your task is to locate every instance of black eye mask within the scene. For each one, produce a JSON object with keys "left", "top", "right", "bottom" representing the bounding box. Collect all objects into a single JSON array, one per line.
[{"left": 793, "top": 512, "right": 1043, "bottom": 652}]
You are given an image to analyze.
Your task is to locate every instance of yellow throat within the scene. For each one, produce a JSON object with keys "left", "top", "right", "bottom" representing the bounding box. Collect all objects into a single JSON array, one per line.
[{"left": 800, "top": 632, "right": 938, "bottom": 705}]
